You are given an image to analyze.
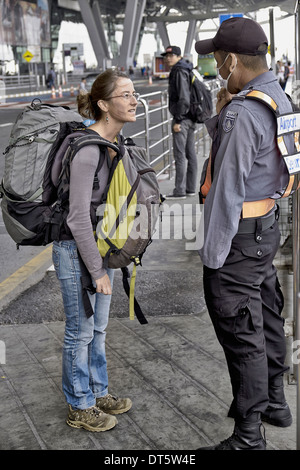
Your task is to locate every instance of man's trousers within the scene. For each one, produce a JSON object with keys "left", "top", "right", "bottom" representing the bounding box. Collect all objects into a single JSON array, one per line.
[
  {"left": 203, "top": 217, "right": 288, "bottom": 419},
  {"left": 172, "top": 118, "right": 197, "bottom": 195}
]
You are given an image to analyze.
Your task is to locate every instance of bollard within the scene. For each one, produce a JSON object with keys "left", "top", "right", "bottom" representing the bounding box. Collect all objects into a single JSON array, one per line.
[
  {"left": 148, "top": 75, "right": 153, "bottom": 85},
  {"left": 51, "top": 86, "right": 56, "bottom": 99},
  {"left": 58, "top": 85, "right": 63, "bottom": 98},
  {"left": 70, "top": 85, "right": 74, "bottom": 97}
]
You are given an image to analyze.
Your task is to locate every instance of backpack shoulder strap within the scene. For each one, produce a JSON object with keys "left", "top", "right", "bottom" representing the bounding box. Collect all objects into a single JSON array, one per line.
[{"left": 69, "top": 132, "right": 120, "bottom": 159}]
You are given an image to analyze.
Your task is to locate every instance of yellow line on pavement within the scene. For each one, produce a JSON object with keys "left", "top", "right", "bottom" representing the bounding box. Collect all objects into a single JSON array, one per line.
[{"left": 0, "top": 245, "right": 53, "bottom": 301}]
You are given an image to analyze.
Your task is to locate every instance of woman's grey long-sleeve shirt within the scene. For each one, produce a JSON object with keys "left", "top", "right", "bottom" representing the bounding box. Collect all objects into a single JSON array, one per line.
[{"left": 67, "top": 144, "right": 110, "bottom": 281}]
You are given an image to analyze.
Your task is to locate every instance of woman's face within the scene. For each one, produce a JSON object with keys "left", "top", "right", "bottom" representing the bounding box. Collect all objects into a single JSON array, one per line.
[{"left": 105, "top": 77, "right": 138, "bottom": 124}]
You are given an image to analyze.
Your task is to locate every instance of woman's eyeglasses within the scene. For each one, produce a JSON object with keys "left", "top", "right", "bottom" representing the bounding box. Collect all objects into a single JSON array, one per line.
[{"left": 107, "top": 92, "right": 140, "bottom": 101}]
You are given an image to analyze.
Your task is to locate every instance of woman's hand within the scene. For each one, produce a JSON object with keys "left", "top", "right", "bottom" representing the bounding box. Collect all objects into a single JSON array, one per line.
[
  {"left": 216, "top": 88, "right": 233, "bottom": 114},
  {"left": 95, "top": 274, "right": 112, "bottom": 295}
]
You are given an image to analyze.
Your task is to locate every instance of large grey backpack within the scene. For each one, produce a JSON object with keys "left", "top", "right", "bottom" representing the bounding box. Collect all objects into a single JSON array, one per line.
[{"left": 0, "top": 99, "right": 86, "bottom": 246}]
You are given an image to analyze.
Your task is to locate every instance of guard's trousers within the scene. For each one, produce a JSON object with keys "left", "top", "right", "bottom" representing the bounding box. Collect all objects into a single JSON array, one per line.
[{"left": 203, "top": 217, "right": 289, "bottom": 420}]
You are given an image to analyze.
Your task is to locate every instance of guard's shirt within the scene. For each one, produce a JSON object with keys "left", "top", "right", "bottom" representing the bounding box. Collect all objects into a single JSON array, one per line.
[{"left": 199, "top": 71, "right": 293, "bottom": 269}]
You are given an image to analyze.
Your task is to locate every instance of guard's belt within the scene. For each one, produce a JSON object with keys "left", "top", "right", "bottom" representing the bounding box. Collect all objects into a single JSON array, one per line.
[{"left": 238, "top": 210, "right": 276, "bottom": 234}]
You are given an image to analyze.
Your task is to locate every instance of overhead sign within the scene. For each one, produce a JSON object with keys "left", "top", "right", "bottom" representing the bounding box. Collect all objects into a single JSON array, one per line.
[
  {"left": 23, "top": 50, "right": 34, "bottom": 62},
  {"left": 219, "top": 13, "right": 243, "bottom": 24},
  {"left": 63, "top": 43, "right": 84, "bottom": 59}
]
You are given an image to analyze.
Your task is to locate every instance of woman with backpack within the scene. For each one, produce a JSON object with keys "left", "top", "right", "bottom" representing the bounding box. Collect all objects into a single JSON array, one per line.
[{"left": 52, "top": 69, "right": 140, "bottom": 432}]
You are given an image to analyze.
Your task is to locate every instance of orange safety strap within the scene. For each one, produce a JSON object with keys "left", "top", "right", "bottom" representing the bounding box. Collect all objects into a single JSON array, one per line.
[
  {"left": 295, "top": 131, "right": 300, "bottom": 152},
  {"left": 277, "top": 135, "right": 289, "bottom": 156},
  {"left": 245, "top": 90, "right": 278, "bottom": 112}
]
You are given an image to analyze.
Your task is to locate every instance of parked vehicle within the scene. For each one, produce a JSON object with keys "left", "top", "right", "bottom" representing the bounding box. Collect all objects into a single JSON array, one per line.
[
  {"left": 197, "top": 54, "right": 217, "bottom": 78},
  {"left": 153, "top": 53, "right": 170, "bottom": 79}
]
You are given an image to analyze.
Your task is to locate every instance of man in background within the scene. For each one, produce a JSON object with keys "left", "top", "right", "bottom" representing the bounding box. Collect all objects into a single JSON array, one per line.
[{"left": 162, "top": 46, "right": 197, "bottom": 200}]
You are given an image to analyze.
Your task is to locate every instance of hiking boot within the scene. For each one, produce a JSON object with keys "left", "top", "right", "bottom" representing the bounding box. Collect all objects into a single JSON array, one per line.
[
  {"left": 66, "top": 405, "right": 117, "bottom": 432},
  {"left": 96, "top": 394, "right": 132, "bottom": 415},
  {"left": 198, "top": 413, "right": 266, "bottom": 450}
]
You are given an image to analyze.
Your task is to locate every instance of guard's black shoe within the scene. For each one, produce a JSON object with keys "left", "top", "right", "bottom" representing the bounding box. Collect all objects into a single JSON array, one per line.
[
  {"left": 198, "top": 430, "right": 266, "bottom": 450},
  {"left": 261, "top": 376, "right": 293, "bottom": 427},
  {"left": 198, "top": 413, "right": 266, "bottom": 451},
  {"left": 261, "top": 403, "right": 292, "bottom": 427}
]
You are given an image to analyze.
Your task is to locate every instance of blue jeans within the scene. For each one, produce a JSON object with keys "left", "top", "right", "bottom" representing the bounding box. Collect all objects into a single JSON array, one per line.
[{"left": 52, "top": 240, "right": 114, "bottom": 410}]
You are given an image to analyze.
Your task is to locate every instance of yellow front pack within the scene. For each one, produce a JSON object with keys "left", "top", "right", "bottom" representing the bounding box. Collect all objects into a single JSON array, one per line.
[
  {"left": 95, "top": 143, "right": 161, "bottom": 324},
  {"left": 97, "top": 159, "right": 138, "bottom": 256}
]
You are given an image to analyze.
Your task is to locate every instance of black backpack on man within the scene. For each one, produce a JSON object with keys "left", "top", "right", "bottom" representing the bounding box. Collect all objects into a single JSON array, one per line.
[{"left": 189, "top": 69, "right": 213, "bottom": 123}]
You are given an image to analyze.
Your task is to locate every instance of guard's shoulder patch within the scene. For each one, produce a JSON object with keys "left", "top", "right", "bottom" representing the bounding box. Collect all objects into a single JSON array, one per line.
[{"left": 223, "top": 110, "right": 238, "bottom": 133}]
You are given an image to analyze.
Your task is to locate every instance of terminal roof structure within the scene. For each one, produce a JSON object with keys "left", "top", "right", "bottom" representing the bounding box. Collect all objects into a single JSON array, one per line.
[{"left": 65, "top": 0, "right": 298, "bottom": 70}]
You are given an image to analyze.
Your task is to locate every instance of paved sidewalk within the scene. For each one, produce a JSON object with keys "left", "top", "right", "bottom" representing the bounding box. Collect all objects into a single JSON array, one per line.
[
  {"left": 0, "top": 313, "right": 296, "bottom": 451},
  {"left": 0, "top": 158, "right": 297, "bottom": 451}
]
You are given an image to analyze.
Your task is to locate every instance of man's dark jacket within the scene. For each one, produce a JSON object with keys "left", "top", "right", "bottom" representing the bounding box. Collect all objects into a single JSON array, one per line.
[{"left": 168, "top": 58, "right": 193, "bottom": 123}]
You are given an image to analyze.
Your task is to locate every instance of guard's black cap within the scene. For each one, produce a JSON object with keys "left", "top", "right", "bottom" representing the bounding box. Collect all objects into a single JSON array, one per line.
[
  {"left": 195, "top": 17, "right": 268, "bottom": 56},
  {"left": 161, "top": 45, "right": 181, "bottom": 57}
]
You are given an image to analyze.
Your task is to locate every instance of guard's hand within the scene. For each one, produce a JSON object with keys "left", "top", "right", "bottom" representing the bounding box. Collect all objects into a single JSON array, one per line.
[
  {"left": 95, "top": 274, "right": 112, "bottom": 295},
  {"left": 216, "top": 88, "right": 233, "bottom": 114},
  {"left": 173, "top": 123, "right": 181, "bottom": 132}
]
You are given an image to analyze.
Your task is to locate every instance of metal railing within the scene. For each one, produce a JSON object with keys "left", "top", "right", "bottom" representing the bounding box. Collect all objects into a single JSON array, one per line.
[
  {"left": 0, "top": 73, "right": 82, "bottom": 90},
  {"left": 0, "top": 73, "right": 84, "bottom": 102}
]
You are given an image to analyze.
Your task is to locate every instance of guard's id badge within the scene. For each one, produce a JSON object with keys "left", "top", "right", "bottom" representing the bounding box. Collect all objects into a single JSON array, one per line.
[
  {"left": 223, "top": 110, "right": 237, "bottom": 133},
  {"left": 277, "top": 112, "right": 300, "bottom": 174}
]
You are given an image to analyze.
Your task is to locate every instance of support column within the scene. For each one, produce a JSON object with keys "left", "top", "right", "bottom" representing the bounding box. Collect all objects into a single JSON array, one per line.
[
  {"left": 129, "top": 0, "right": 146, "bottom": 62},
  {"left": 269, "top": 9, "right": 276, "bottom": 73},
  {"left": 184, "top": 20, "right": 197, "bottom": 57},
  {"left": 77, "top": 0, "right": 108, "bottom": 70},
  {"left": 92, "top": 2, "right": 110, "bottom": 59},
  {"left": 118, "top": 0, "right": 139, "bottom": 71},
  {"left": 157, "top": 22, "right": 170, "bottom": 50}
]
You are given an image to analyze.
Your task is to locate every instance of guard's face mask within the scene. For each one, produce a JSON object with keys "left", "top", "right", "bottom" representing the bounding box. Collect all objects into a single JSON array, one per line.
[{"left": 217, "top": 53, "right": 237, "bottom": 90}]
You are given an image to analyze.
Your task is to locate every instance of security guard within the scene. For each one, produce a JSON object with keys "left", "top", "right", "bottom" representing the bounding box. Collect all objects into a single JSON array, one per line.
[{"left": 195, "top": 17, "right": 293, "bottom": 450}]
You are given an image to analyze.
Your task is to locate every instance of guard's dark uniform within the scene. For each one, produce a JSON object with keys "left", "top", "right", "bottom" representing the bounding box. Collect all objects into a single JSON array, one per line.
[{"left": 199, "top": 70, "right": 294, "bottom": 419}]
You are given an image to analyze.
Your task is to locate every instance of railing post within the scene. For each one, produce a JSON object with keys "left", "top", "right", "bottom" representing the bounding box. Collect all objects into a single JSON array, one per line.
[
  {"left": 165, "top": 93, "right": 173, "bottom": 180},
  {"left": 161, "top": 90, "right": 169, "bottom": 172},
  {"left": 138, "top": 97, "right": 150, "bottom": 163}
]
